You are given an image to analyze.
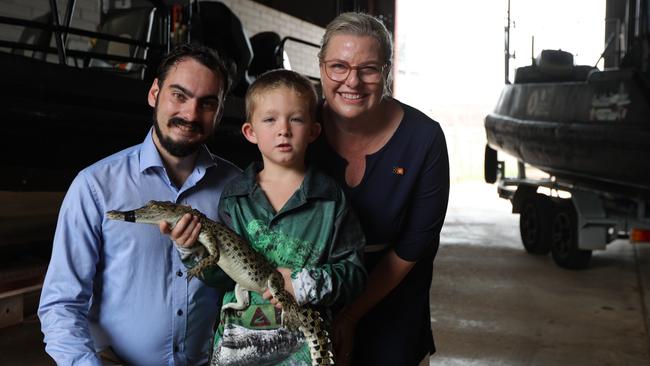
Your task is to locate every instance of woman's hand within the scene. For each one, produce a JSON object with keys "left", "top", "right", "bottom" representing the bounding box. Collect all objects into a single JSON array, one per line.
[
  {"left": 262, "top": 267, "right": 295, "bottom": 308},
  {"left": 332, "top": 310, "right": 358, "bottom": 366},
  {"left": 158, "top": 213, "right": 201, "bottom": 248},
  {"left": 330, "top": 250, "right": 415, "bottom": 364}
]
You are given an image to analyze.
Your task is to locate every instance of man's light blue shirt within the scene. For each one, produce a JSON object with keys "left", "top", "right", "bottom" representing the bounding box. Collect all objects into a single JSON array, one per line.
[{"left": 38, "top": 130, "right": 241, "bottom": 366}]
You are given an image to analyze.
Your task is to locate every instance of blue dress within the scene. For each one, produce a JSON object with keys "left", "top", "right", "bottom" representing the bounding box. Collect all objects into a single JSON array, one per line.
[{"left": 309, "top": 100, "right": 450, "bottom": 365}]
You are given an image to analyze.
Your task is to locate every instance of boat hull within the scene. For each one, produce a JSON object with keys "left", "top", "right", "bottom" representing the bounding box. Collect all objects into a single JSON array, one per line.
[
  {"left": 485, "top": 69, "right": 650, "bottom": 196},
  {"left": 1, "top": 52, "right": 257, "bottom": 192}
]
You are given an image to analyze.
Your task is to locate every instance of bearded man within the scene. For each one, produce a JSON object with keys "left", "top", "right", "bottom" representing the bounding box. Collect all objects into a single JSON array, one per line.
[{"left": 38, "top": 44, "right": 240, "bottom": 366}]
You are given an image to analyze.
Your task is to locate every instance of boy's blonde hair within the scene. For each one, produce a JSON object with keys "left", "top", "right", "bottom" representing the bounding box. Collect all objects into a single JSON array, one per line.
[{"left": 245, "top": 69, "right": 319, "bottom": 121}]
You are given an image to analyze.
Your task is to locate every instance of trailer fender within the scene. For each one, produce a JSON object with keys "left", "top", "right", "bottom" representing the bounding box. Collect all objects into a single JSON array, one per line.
[
  {"left": 571, "top": 190, "right": 610, "bottom": 250},
  {"left": 511, "top": 184, "right": 538, "bottom": 213}
]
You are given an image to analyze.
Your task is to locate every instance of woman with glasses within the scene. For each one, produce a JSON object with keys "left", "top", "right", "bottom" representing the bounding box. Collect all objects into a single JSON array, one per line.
[{"left": 309, "top": 12, "right": 450, "bottom": 366}]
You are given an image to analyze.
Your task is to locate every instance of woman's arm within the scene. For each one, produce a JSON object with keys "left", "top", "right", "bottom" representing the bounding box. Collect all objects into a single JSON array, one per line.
[
  {"left": 339, "top": 249, "right": 413, "bottom": 320},
  {"left": 332, "top": 250, "right": 414, "bottom": 364},
  {"left": 344, "top": 122, "right": 449, "bottom": 317}
]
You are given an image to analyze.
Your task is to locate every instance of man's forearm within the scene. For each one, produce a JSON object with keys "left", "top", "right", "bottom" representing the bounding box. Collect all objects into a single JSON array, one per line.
[{"left": 39, "top": 301, "right": 102, "bottom": 366}]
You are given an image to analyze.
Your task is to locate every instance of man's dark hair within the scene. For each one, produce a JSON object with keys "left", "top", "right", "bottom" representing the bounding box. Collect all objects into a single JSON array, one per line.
[{"left": 156, "top": 43, "right": 231, "bottom": 95}]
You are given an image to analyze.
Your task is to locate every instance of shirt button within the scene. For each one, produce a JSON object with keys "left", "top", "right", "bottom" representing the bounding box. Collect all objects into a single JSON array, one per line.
[
  {"left": 176, "top": 270, "right": 183, "bottom": 277},
  {"left": 177, "top": 309, "right": 183, "bottom": 316}
]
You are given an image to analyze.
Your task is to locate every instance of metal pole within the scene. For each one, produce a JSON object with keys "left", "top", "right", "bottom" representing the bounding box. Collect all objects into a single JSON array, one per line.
[
  {"left": 62, "top": 0, "right": 76, "bottom": 46},
  {"left": 49, "top": 0, "right": 67, "bottom": 65},
  {"left": 504, "top": 0, "right": 511, "bottom": 84},
  {"left": 635, "top": 0, "right": 641, "bottom": 36},
  {"left": 531, "top": 35, "right": 535, "bottom": 65}
]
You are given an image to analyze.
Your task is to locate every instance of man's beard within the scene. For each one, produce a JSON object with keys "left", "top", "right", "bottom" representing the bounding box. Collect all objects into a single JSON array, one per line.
[{"left": 153, "top": 112, "right": 206, "bottom": 158}]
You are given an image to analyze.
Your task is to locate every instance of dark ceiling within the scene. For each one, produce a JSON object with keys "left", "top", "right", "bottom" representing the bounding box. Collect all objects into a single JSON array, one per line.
[{"left": 251, "top": 0, "right": 395, "bottom": 33}]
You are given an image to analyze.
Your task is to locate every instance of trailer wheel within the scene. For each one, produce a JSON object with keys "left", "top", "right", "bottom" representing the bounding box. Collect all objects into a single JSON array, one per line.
[
  {"left": 484, "top": 145, "right": 498, "bottom": 184},
  {"left": 550, "top": 201, "right": 592, "bottom": 269},
  {"left": 519, "top": 194, "right": 552, "bottom": 255}
]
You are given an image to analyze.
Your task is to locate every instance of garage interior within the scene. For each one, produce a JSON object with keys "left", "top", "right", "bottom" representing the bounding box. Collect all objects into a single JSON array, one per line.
[{"left": 1, "top": 0, "right": 649, "bottom": 365}]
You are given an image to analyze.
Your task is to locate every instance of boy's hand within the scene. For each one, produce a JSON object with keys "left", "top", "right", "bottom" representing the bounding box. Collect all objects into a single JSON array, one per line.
[
  {"left": 158, "top": 213, "right": 201, "bottom": 248},
  {"left": 262, "top": 267, "right": 295, "bottom": 309}
]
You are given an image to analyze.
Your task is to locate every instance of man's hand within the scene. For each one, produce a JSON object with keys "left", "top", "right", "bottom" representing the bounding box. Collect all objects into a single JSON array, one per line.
[
  {"left": 262, "top": 267, "right": 295, "bottom": 308},
  {"left": 158, "top": 213, "right": 201, "bottom": 248}
]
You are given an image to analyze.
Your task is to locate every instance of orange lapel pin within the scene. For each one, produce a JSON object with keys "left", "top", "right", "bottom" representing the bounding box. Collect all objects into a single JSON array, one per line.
[{"left": 392, "top": 166, "right": 405, "bottom": 175}]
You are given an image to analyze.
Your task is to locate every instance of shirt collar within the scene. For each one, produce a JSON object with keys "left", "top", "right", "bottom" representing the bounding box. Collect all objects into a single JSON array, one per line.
[
  {"left": 223, "top": 162, "right": 339, "bottom": 201},
  {"left": 139, "top": 128, "right": 218, "bottom": 173}
]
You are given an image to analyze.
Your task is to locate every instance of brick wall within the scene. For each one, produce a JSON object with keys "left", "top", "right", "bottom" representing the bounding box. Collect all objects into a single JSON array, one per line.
[
  {"left": 218, "top": 0, "right": 324, "bottom": 78},
  {"left": 0, "top": 0, "right": 324, "bottom": 77}
]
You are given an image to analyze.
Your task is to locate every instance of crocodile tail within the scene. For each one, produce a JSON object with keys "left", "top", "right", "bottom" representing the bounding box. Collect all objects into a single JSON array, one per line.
[
  {"left": 267, "top": 272, "right": 334, "bottom": 364},
  {"left": 298, "top": 307, "right": 334, "bottom": 365}
]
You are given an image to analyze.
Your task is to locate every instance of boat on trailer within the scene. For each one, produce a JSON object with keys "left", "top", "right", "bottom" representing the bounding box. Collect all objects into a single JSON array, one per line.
[{"left": 485, "top": 0, "right": 650, "bottom": 269}]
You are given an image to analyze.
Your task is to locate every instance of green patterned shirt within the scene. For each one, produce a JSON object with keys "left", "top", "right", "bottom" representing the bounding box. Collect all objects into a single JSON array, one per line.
[{"left": 197, "top": 163, "right": 366, "bottom": 365}]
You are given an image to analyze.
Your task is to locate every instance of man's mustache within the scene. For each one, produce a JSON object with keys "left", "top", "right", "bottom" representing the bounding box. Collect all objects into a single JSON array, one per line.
[{"left": 168, "top": 117, "right": 203, "bottom": 133}]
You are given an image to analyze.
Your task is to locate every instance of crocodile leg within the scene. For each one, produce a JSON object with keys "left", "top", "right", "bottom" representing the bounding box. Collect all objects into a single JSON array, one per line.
[
  {"left": 221, "top": 284, "right": 250, "bottom": 311},
  {"left": 186, "top": 239, "right": 220, "bottom": 281},
  {"left": 266, "top": 271, "right": 300, "bottom": 330}
]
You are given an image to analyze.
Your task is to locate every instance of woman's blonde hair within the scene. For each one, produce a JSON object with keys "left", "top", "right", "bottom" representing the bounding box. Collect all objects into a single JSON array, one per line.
[{"left": 318, "top": 12, "right": 393, "bottom": 95}]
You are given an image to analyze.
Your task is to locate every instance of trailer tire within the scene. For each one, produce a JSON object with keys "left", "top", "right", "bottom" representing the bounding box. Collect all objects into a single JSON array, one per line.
[
  {"left": 519, "top": 194, "right": 553, "bottom": 255},
  {"left": 550, "top": 200, "right": 592, "bottom": 269},
  {"left": 484, "top": 145, "right": 498, "bottom": 184}
]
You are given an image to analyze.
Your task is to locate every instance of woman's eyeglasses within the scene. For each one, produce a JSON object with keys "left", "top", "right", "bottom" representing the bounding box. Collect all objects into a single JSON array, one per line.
[{"left": 321, "top": 60, "right": 386, "bottom": 84}]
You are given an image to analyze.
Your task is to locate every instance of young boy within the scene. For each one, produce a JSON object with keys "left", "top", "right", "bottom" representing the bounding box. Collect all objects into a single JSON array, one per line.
[{"left": 166, "top": 69, "right": 366, "bottom": 365}]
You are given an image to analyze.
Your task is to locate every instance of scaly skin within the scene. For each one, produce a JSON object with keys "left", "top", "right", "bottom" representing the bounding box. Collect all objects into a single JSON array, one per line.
[{"left": 106, "top": 200, "right": 334, "bottom": 365}]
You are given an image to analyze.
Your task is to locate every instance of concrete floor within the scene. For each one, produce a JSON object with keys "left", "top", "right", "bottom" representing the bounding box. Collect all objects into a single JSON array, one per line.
[
  {"left": 2, "top": 182, "right": 650, "bottom": 365},
  {"left": 431, "top": 182, "right": 650, "bottom": 365}
]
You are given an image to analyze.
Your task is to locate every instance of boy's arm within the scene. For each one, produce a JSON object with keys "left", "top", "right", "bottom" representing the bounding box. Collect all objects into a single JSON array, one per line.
[{"left": 291, "top": 201, "right": 367, "bottom": 308}]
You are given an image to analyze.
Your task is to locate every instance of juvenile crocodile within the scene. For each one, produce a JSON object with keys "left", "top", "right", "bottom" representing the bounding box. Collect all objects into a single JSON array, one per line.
[{"left": 106, "top": 200, "right": 334, "bottom": 365}]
